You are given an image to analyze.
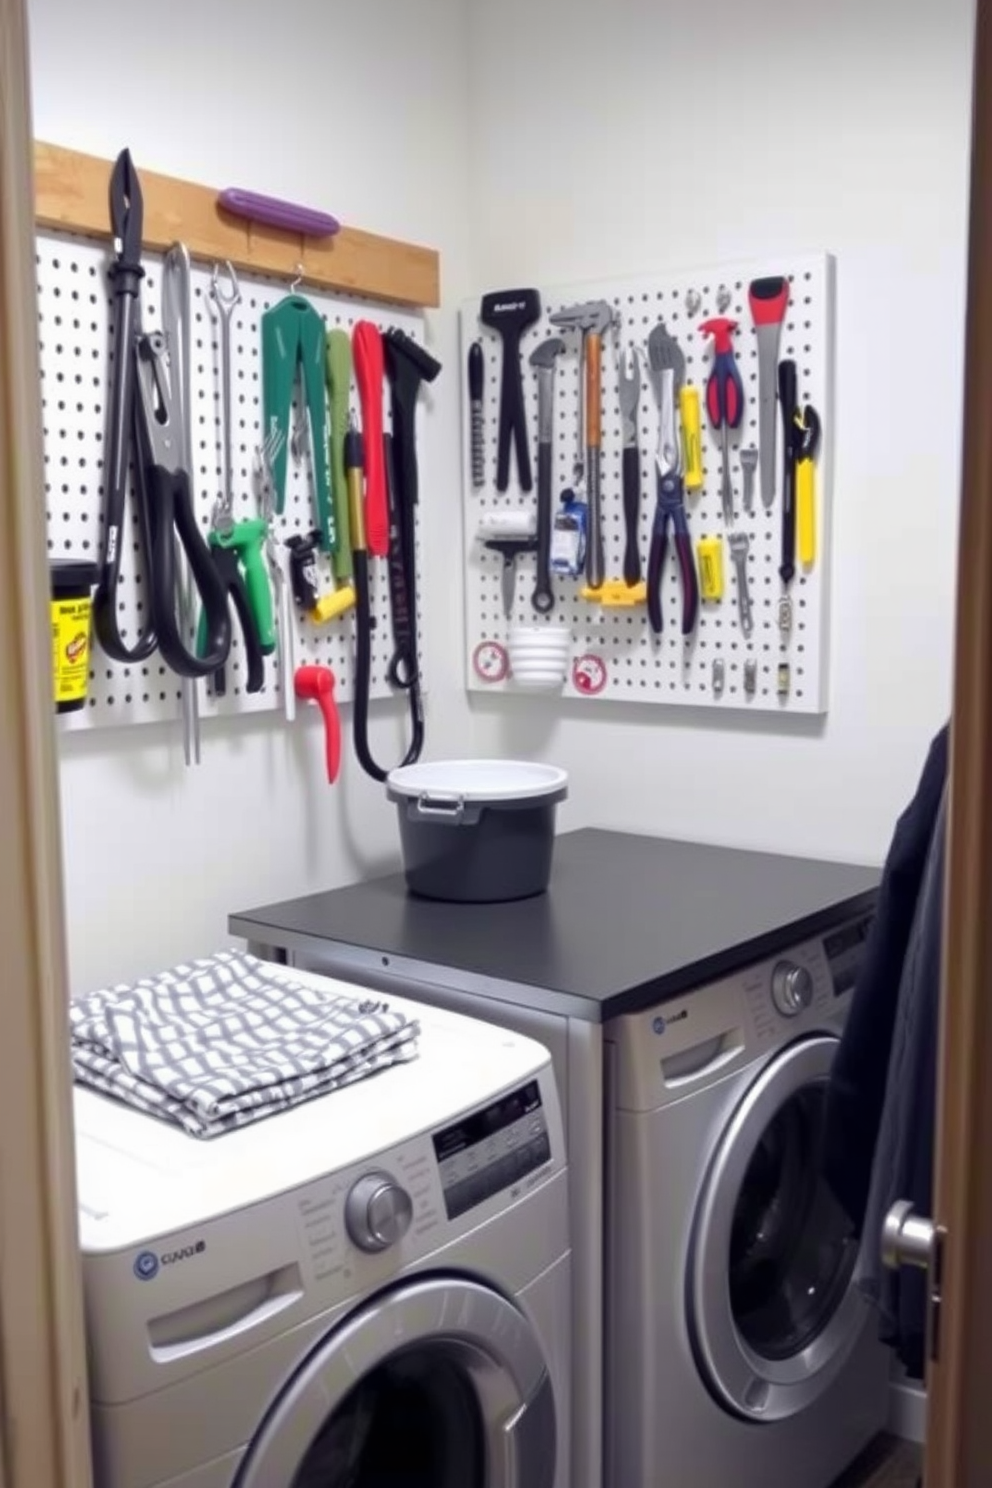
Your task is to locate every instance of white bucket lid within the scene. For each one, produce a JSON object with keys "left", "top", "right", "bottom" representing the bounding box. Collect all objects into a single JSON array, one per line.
[{"left": 387, "top": 758, "right": 568, "bottom": 803}]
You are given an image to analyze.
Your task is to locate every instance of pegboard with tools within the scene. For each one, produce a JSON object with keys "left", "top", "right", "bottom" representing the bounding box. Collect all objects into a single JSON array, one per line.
[
  {"left": 37, "top": 229, "right": 427, "bottom": 734},
  {"left": 461, "top": 254, "right": 834, "bottom": 713}
]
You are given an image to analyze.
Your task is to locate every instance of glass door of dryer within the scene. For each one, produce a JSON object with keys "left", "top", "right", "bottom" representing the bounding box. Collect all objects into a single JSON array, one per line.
[
  {"left": 688, "top": 1035, "right": 866, "bottom": 1423},
  {"left": 236, "top": 1275, "right": 557, "bottom": 1488}
]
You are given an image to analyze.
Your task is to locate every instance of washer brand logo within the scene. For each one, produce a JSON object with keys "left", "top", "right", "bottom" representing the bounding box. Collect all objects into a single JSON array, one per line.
[
  {"left": 652, "top": 1009, "right": 689, "bottom": 1035},
  {"left": 162, "top": 1241, "right": 207, "bottom": 1266},
  {"left": 133, "top": 1240, "right": 206, "bottom": 1281},
  {"left": 493, "top": 300, "right": 526, "bottom": 313}
]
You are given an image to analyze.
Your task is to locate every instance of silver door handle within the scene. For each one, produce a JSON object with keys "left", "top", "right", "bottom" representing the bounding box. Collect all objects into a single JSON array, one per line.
[{"left": 882, "top": 1198, "right": 937, "bottom": 1271}]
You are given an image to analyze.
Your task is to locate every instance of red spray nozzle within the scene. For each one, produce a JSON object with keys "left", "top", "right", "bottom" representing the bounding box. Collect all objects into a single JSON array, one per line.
[
  {"left": 294, "top": 665, "right": 342, "bottom": 785},
  {"left": 699, "top": 318, "right": 738, "bottom": 354}
]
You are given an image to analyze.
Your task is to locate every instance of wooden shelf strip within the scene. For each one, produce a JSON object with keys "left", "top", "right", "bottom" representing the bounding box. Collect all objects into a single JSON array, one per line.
[{"left": 33, "top": 141, "right": 440, "bottom": 309}]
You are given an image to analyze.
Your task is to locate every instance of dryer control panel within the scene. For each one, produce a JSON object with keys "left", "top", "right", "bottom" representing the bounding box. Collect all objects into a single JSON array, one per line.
[
  {"left": 606, "top": 910, "right": 876, "bottom": 1112},
  {"left": 433, "top": 1080, "right": 551, "bottom": 1220}
]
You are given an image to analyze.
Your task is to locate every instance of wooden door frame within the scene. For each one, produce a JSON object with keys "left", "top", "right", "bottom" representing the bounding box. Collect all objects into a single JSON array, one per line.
[
  {"left": 0, "top": 0, "right": 92, "bottom": 1484},
  {"left": 927, "top": 1, "right": 992, "bottom": 1483},
  {"left": 2, "top": 0, "right": 992, "bottom": 1481}
]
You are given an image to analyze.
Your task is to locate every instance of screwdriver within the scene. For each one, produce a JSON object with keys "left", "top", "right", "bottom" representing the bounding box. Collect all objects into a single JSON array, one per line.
[{"left": 699, "top": 318, "right": 744, "bottom": 526}]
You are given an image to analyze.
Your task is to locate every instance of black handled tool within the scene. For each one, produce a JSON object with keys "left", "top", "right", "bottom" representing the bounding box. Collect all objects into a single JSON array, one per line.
[
  {"left": 468, "top": 340, "right": 485, "bottom": 488},
  {"left": 382, "top": 328, "right": 442, "bottom": 622},
  {"left": 93, "top": 148, "right": 156, "bottom": 664},
  {"left": 528, "top": 336, "right": 564, "bottom": 613},
  {"left": 203, "top": 543, "right": 265, "bottom": 696},
  {"left": 484, "top": 537, "right": 537, "bottom": 617},
  {"left": 134, "top": 333, "right": 231, "bottom": 678},
  {"left": 778, "top": 359, "right": 799, "bottom": 587},
  {"left": 383, "top": 432, "right": 419, "bottom": 699},
  {"left": 480, "top": 288, "right": 541, "bottom": 493},
  {"left": 617, "top": 345, "right": 642, "bottom": 586}
]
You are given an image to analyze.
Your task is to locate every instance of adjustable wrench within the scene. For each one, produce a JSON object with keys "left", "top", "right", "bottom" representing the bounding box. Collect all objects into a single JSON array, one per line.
[
  {"left": 549, "top": 299, "right": 614, "bottom": 591},
  {"left": 729, "top": 532, "right": 754, "bottom": 637},
  {"left": 529, "top": 337, "right": 565, "bottom": 613}
]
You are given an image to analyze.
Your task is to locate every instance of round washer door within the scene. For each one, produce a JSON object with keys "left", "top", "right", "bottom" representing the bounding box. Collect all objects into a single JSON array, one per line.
[
  {"left": 689, "top": 1035, "right": 865, "bottom": 1423},
  {"left": 236, "top": 1275, "right": 556, "bottom": 1488}
]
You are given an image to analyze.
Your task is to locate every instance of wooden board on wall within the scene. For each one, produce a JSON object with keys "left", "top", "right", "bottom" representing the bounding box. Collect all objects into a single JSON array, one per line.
[{"left": 34, "top": 141, "right": 440, "bottom": 308}]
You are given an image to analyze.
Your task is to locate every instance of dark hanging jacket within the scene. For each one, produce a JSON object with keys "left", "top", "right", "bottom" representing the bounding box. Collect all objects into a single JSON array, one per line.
[
  {"left": 856, "top": 788, "right": 946, "bottom": 1378},
  {"left": 821, "top": 723, "right": 949, "bottom": 1376}
]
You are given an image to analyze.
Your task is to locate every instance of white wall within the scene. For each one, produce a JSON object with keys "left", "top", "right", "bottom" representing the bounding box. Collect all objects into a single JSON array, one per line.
[
  {"left": 28, "top": 0, "right": 475, "bottom": 990},
  {"left": 465, "top": 0, "right": 975, "bottom": 864},
  {"left": 30, "top": 0, "right": 978, "bottom": 988}
]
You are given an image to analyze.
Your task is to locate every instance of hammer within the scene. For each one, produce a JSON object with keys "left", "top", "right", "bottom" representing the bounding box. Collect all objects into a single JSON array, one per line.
[{"left": 549, "top": 299, "right": 614, "bottom": 590}]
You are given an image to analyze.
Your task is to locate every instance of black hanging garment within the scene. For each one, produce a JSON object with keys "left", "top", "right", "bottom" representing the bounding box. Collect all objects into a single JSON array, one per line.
[{"left": 821, "top": 723, "right": 949, "bottom": 1377}]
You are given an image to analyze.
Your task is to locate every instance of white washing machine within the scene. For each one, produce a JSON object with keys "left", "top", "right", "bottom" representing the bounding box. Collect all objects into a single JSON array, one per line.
[
  {"left": 604, "top": 914, "right": 889, "bottom": 1488},
  {"left": 74, "top": 974, "right": 571, "bottom": 1488}
]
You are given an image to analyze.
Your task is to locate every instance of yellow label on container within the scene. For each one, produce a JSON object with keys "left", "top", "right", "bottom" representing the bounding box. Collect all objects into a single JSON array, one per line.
[
  {"left": 51, "top": 597, "right": 93, "bottom": 704},
  {"left": 697, "top": 536, "right": 724, "bottom": 601}
]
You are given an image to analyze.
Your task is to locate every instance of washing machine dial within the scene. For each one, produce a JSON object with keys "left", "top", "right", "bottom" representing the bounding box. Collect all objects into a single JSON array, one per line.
[
  {"left": 770, "top": 960, "right": 814, "bottom": 1018},
  {"left": 345, "top": 1171, "right": 414, "bottom": 1253}
]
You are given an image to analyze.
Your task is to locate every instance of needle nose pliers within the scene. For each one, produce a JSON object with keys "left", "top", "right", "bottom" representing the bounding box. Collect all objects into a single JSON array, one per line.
[{"left": 646, "top": 326, "right": 699, "bottom": 637}]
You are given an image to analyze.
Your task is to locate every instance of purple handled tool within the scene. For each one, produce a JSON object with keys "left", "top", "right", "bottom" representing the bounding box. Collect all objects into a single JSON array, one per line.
[{"left": 218, "top": 188, "right": 340, "bottom": 238}]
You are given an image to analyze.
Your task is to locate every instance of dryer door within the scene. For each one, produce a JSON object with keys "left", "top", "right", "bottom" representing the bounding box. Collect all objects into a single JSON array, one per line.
[
  {"left": 689, "top": 1035, "right": 866, "bottom": 1423},
  {"left": 235, "top": 1275, "right": 556, "bottom": 1488}
]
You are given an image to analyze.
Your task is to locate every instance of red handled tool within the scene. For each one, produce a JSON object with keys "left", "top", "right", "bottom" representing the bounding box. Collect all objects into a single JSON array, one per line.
[
  {"left": 294, "top": 665, "right": 341, "bottom": 784},
  {"left": 747, "top": 276, "right": 790, "bottom": 508},
  {"left": 352, "top": 321, "right": 388, "bottom": 558},
  {"left": 699, "top": 318, "right": 744, "bottom": 526}
]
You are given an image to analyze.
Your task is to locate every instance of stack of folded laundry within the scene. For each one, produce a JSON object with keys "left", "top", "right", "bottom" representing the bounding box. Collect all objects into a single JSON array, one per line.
[{"left": 70, "top": 951, "right": 420, "bottom": 1138}]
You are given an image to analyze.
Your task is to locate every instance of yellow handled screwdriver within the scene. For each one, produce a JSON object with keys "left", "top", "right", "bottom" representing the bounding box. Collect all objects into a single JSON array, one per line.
[
  {"left": 679, "top": 386, "right": 704, "bottom": 491},
  {"left": 794, "top": 404, "right": 822, "bottom": 569}
]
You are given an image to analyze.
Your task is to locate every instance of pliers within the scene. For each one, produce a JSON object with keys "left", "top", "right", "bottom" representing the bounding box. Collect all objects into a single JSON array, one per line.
[
  {"left": 646, "top": 329, "right": 699, "bottom": 637},
  {"left": 196, "top": 465, "right": 268, "bottom": 697},
  {"left": 201, "top": 536, "right": 265, "bottom": 696},
  {"left": 134, "top": 332, "right": 232, "bottom": 677}
]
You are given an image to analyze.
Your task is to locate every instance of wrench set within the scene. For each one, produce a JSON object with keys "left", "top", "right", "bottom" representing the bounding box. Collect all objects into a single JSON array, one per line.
[{"left": 465, "top": 256, "right": 834, "bottom": 713}]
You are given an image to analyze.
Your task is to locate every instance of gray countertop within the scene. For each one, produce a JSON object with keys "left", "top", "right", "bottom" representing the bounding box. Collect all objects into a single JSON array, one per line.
[{"left": 229, "top": 829, "right": 880, "bottom": 1023}]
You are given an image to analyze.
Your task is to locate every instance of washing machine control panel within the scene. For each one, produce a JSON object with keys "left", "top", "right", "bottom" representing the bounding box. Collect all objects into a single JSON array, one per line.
[
  {"left": 345, "top": 1171, "right": 414, "bottom": 1252},
  {"left": 770, "top": 959, "right": 814, "bottom": 1017},
  {"left": 607, "top": 907, "right": 878, "bottom": 1109},
  {"left": 432, "top": 1079, "right": 551, "bottom": 1221},
  {"left": 822, "top": 913, "right": 874, "bottom": 996}
]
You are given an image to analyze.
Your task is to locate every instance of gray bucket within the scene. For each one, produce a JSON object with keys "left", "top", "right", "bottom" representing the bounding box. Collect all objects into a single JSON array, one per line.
[{"left": 386, "top": 760, "right": 569, "bottom": 904}]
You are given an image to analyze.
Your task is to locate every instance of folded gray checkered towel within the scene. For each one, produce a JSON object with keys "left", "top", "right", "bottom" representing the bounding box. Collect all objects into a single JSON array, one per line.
[{"left": 70, "top": 951, "right": 420, "bottom": 1138}]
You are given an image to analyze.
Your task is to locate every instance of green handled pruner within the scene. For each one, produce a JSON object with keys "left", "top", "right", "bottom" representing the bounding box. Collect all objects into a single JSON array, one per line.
[{"left": 261, "top": 294, "right": 334, "bottom": 553}]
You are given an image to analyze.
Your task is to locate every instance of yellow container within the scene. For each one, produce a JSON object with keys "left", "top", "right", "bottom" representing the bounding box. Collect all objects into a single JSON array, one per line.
[
  {"left": 696, "top": 536, "right": 724, "bottom": 601},
  {"left": 50, "top": 560, "right": 98, "bottom": 714}
]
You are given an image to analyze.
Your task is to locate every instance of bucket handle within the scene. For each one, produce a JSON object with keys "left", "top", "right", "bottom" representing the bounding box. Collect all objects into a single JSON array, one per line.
[{"left": 407, "top": 792, "right": 482, "bottom": 826}]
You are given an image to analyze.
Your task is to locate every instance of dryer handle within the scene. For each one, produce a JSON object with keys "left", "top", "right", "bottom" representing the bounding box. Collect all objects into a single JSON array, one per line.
[
  {"left": 660, "top": 1030, "right": 744, "bottom": 1088},
  {"left": 148, "top": 1263, "right": 303, "bottom": 1364}
]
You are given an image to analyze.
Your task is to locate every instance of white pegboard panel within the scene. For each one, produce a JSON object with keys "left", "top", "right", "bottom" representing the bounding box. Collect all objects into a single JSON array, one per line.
[
  {"left": 36, "top": 229, "right": 425, "bottom": 731},
  {"left": 462, "top": 253, "right": 834, "bottom": 714}
]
